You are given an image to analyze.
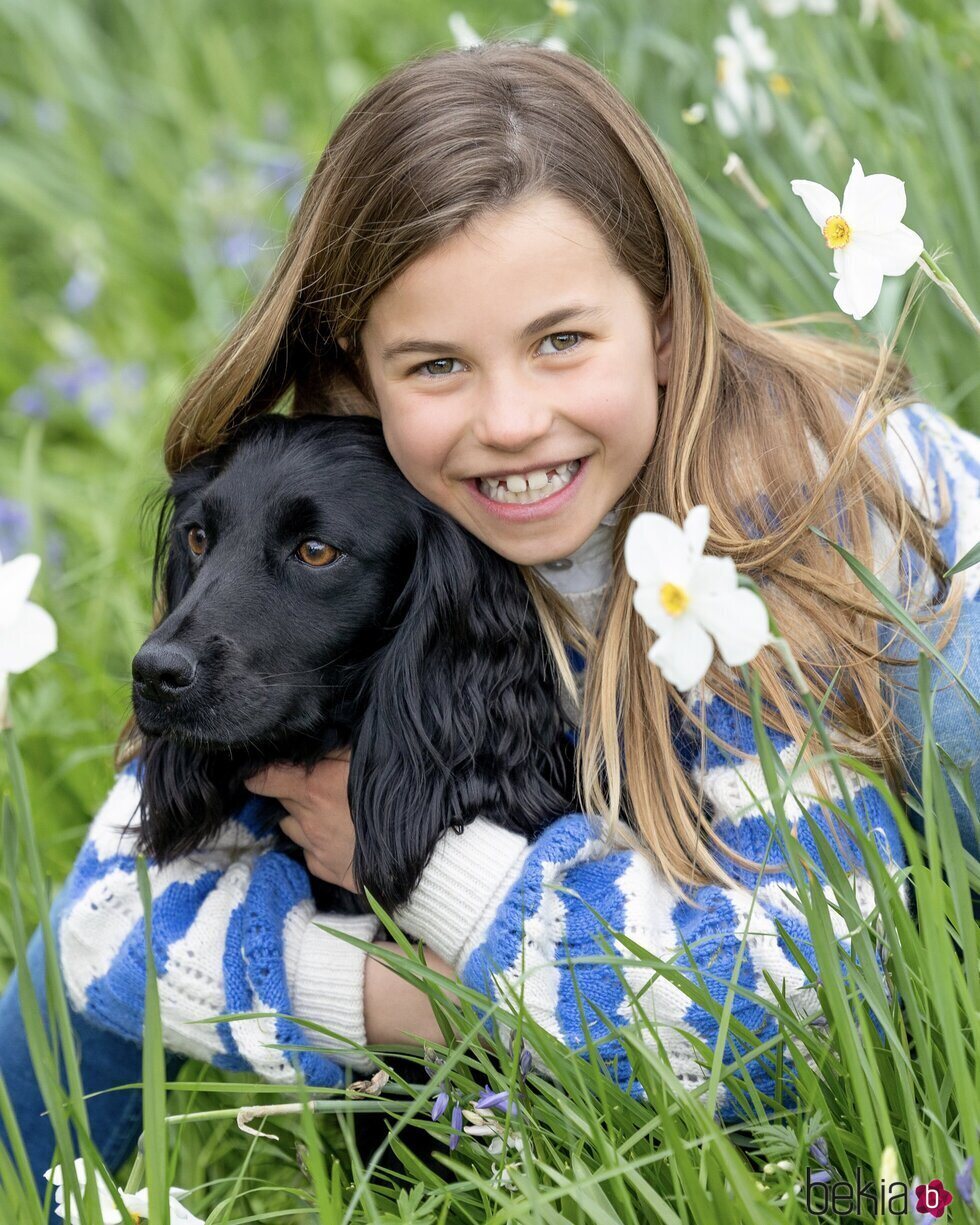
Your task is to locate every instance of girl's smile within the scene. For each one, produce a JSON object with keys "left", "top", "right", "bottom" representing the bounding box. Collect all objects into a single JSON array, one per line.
[{"left": 350, "top": 192, "right": 672, "bottom": 568}]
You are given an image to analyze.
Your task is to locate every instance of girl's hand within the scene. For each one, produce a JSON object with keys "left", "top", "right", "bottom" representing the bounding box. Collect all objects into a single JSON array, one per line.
[{"left": 244, "top": 748, "right": 358, "bottom": 892}]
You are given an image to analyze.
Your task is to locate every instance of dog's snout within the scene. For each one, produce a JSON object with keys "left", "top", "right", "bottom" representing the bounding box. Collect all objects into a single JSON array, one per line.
[{"left": 133, "top": 642, "right": 198, "bottom": 701}]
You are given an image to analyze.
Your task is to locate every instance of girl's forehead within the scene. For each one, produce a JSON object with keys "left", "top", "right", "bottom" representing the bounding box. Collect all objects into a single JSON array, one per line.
[{"left": 362, "top": 195, "right": 623, "bottom": 334}]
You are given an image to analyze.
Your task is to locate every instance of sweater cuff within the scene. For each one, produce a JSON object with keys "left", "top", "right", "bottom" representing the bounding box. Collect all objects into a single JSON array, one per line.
[
  {"left": 391, "top": 818, "right": 530, "bottom": 968},
  {"left": 289, "top": 913, "right": 378, "bottom": 1071}
]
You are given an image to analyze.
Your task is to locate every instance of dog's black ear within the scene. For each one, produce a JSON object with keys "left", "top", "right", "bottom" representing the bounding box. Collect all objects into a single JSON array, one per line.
[{"left": 348, "top": 507, "right": 575, "bottom": 912}]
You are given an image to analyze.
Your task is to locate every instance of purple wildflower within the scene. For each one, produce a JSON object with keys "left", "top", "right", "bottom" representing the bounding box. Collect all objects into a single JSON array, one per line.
[
  {"left": 10, "top": 385, "right": 48, "bottom": 419},
  {"left": 219, "top": 225, "right": 264, "bottom": 269},
  {"left": 806, "top": 1169, "right": 832, "bottom": 1186},
  {"left": 809, "top": 1138, "right": 830, "bottom": 1168},
  {"left": 474, "top": 1085, "right": 520, "bottom": 1118},
  {"left": 87, "top": 401, "right": 114, "bottom": 428},
  {"left": 449, "top": 1102, "right": 463, "bottom": 1152},
  {"left": 431, "top": 1091, "right": 449, "bottom": 1122},
  {"left": 34, "top": 98, "right": 66, "bottom": 133},
  {"left": 956, "top": 1156, "right": 974, "bottom": 1206},
  {"left": 0, "top": 499, "right": 30, "bottom": 559},
  {"left": 62, "top": 266, "right": 102, "bottom": 312},
  {"left": 119, "top": 362, "right": 147, "bottom": 393}
]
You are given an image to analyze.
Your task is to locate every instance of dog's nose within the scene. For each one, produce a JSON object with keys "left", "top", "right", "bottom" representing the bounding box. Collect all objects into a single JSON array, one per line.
[{"left": 132, "top": 643, "right": 198, "bottom": 701}]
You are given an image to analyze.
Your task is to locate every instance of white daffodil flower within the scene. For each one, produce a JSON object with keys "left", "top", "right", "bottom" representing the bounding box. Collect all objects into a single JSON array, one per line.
[
  {"left": 45, "top": 1159, "right": 205, "bottom": 1225},
  {"left": 790, "top": 158, "right": 923, "bottom": 320},
  {"left": 761, "top": 0, "right": 836, "bottom": 15},
  {"left": 447, "top": 12, "right": 483, "bottom": 48},
  {"left": 0, "top": 550, "right": 57, "bottom": 727},
  {"left": 624, "top": 506, "right": 770, "bottom": 692},
  {"left": 713, "top": 7, "right": 777, "bottom": 136}
]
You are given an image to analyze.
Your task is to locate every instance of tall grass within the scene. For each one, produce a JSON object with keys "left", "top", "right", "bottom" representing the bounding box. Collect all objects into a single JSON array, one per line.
[
  {"left": 1, "top": 595, "right": 978, "bottom": 1220},
  {"left": 0, "top": 0, "right": 978, "bottom": 1219}
]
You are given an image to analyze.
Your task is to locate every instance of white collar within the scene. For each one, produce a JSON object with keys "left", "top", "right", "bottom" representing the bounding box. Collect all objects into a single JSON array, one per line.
[{"left": 531, "top": 500, "right": 623, "bottom": 596}]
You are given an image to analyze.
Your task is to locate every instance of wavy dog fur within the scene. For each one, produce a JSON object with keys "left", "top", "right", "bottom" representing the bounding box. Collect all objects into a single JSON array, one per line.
[{"left": 129, "top": 414, "right": 576, "bottom": 914}]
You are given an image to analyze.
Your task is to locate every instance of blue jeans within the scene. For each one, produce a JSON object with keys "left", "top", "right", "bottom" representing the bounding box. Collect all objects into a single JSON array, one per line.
[
  {"left": 879, "top": 597, "right": 980, "bottom": 866},
  {"left": 0, "top": 889, "right": 186, "bottom": 1218}
]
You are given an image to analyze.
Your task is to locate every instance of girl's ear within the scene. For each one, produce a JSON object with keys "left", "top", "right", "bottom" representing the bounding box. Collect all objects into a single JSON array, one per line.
[
  {"left": 347, "top": 507, "right": 575, "bottom": 913},
  {"left": 654, "top": 299, "right": 673, "bottom": 387}
]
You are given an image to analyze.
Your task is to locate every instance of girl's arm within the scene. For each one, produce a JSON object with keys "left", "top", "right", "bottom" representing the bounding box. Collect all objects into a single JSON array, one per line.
[
  {"left": 57, "top": 765, "right": 380, "bottom": 1081},
  {"left": 390, "top": 709, "right": 909, "bottom": 1125}
]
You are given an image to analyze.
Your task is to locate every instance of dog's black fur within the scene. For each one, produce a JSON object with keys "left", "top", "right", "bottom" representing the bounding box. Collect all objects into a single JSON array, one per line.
[{"left": 130, "top": 413, "right": 577, "bottom": 915}]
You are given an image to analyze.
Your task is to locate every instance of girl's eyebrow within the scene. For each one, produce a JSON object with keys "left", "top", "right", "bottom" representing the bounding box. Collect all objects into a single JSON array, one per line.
[{"left": 380, "top": 302, "right": 607, "bottom": 363}]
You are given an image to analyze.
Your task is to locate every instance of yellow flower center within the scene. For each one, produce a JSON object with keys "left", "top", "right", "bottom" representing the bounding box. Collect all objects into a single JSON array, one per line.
[
  {"left": 768, "top": 72, "right": 791, "bottom": 96},
  {"left": 659, "top": 582, "right": 689, "bottom": 617},
  {"left": 716, "top": 56, "right": 730, "bottom": 84},
  {"left": 548, "top": 0, "right": 577, "bottom": 14},
  {"left": 821, "top": 214, "right": 852, "bottom": 249}
]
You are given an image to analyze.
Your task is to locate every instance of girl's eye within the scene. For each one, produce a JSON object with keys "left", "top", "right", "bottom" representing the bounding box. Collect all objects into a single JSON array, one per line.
[
  {"left": 187, "top": 527, "right": 208, "bottom": 556},
  {"left": 410, "top": 331, "right": 586, "bottom": 379},
  {"left": 296, "top": 539, "right": 339, "bottom": 567},
  {"left": 539, "top": 331, "right": 584, "bottom": 356}
]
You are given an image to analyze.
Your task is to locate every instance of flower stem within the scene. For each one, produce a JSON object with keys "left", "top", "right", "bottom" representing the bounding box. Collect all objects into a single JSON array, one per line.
[{"left": 917, "top": 252, "right": 980, "bottom": 336}]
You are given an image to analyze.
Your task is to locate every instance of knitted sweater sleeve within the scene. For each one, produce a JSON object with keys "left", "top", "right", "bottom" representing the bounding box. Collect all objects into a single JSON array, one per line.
[
  {"left": 57, "top": 763, "right": 380, "bottom": 1081},
  {"left": 393, "top": 700, "right": 909, "bottom": 1125}
]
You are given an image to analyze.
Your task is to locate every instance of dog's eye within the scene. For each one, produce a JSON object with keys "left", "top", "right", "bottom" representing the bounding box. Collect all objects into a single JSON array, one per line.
[
  {"left": 296, "top": 539, "right": 338, "bottom": 567},
  {"left": 187, "top": 527, "right": 208, "bottom": 557}
]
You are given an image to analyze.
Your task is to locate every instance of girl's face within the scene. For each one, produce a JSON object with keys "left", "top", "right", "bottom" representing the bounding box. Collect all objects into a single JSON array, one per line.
[{"left": 350, "top": 193, "right": 671, "bottom": 567}]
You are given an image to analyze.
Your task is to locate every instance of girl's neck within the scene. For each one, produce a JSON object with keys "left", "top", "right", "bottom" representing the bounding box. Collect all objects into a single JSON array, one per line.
[{"left": 531, "top": 500, "right": 623, "bottom": 597}]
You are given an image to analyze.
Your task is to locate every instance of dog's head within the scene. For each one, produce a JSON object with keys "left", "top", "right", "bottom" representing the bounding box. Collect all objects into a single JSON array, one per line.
[{"left": 132, "top": 413, "right": 576, "bottom": 910}]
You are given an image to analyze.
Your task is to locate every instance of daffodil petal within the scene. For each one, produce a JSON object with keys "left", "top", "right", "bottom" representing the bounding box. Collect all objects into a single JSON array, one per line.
[
  {"left": 0, "top": 602, "right": 57, "bottom": 673},
  {"left": 648, "top": 616, "right": 715, "bottom": 691},
  {"left": 689, "top": 554, "right": 739, "bottom": 603},
  {"left": 842, "top": 170, "right": 907, "bottom": 234},
  {"left": 696, "top": 588, "right": 771, "bottom": 666},
  {"left": 633, "top": 586, "right": 675, "bottom": 637},
  {"left": 623, "top": 513, "right": 691, "bottom": 587},
  {"left": 682, "top": 505, "right": 711, "bottom": 556},
  {"left": 790, "top": 179, "right": 840, "bottom": 228},
  {"left": 849, "top": 224, "right": 922, "bottom": 276},
  {"left": 840, "top": 157, "right": 865, "bottom": 206},
  {"left": 0, "top": 553, "right": 41, "bottom": 633},
  {"left": 833, "top": 243, "right": 883, "bottom": 320}
]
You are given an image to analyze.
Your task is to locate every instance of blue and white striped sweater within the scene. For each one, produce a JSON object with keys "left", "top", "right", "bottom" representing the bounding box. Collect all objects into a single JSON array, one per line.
[{"left": 56, "top": 401, "right": 979, "bottom": 1122}]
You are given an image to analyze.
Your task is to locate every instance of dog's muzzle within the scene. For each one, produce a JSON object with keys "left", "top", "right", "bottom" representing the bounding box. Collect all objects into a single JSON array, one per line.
[{"left": 132, "top": 641, "right": 198, "bottom": 705}]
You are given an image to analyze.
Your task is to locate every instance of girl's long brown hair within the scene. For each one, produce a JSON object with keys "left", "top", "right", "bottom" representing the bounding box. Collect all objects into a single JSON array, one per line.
[{"left": 124, "top": 41, "right": 962, "bottom": 896}]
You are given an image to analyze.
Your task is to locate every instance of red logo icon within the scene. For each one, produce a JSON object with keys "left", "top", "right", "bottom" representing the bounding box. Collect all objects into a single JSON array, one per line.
[{"left": 914, "top": 1179, "right": 953, "bottom": 1218}]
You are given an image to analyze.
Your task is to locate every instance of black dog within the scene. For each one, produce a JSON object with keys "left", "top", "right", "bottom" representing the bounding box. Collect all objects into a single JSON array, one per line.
[{"left": 129, "top": 413, "right": 577, "bottom": 915}]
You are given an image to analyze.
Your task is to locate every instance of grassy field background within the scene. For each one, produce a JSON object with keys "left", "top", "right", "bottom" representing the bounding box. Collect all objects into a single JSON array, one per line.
[{"left": 0, "top": 0, "right": 977, "bottom": 1219}]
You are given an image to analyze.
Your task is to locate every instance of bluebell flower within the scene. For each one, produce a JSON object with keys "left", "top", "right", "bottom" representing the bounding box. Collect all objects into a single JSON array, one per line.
[
  {"left": 0, "top": 500, "right": 30, "bottom": 559},
  {"left": 809, "top": 1138, "right": 830, "bottom": 1168},
  {"left": 449, "top": 1102, "right": 463, "bottom": 1152},
  {"left": 474, "top": 1085, "right": 520, "bottom": 1117},
  {"left": 34, "top": 98, "right": 66, "bottom": 133},
  {"left": 62, "top": 265, "right": 102, "bottom": 312},
  {"left": 219, "top": 225, "right": 265, "bottom": 269},
  {"left": 806, "top": 1169, "right": 832, "bottom": 1186},
  {"left": 10, "top": 385, "right": 48, "bottom": 419},
  {"left": 254, "top": 150, "right": 305, "bottom": 196},
  {"left": 431, "top": 1091, "right": 449, "bottom": 1122},
  {"left": 956, "top": 1156, "right": 974, "bottom": 1206},
  {"left": 518, "top": 1041, "right": 533, "bottom": 1079}
]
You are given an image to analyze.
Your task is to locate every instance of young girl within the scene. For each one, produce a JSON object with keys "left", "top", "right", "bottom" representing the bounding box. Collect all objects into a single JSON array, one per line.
[{"left": 2, "top": 39, "right": 978, "bottom": 1198}]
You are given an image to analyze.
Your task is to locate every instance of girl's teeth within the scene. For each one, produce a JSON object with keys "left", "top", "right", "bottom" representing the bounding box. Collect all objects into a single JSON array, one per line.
[{"left": 479, "top": 459, "right": 581, "bottom": 504}]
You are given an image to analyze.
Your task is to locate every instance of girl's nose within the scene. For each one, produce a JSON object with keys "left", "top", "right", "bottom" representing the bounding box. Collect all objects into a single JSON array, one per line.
[{"left": 469, "top": 372, "right": 556, "bottom": 453}]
